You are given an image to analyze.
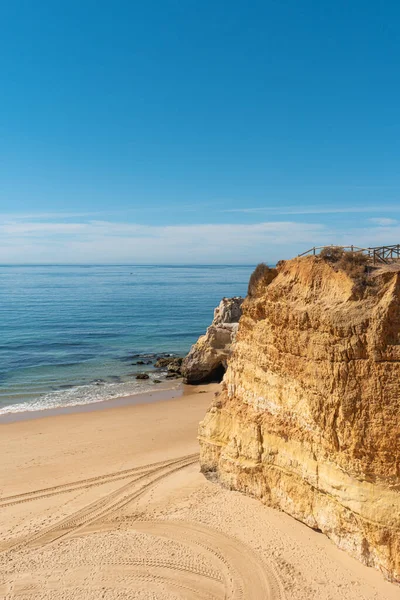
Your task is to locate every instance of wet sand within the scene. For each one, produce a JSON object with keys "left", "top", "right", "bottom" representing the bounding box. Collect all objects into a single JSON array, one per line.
[
  {"left": 0, "top": 382, "right": 183, "bottom": 424},
  {"left": 0, "top": 384, "right": 398, "bottom": 599}
]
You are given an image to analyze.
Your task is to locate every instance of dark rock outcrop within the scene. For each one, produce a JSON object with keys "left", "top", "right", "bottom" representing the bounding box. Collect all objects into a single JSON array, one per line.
[{"left": 154, "top": 356, "right": 183, "bottom": 379}]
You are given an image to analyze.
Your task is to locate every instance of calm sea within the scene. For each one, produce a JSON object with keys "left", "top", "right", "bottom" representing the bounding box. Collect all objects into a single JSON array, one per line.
[{"left": 0, "top": 265, "right": 252, "bottom": 415}]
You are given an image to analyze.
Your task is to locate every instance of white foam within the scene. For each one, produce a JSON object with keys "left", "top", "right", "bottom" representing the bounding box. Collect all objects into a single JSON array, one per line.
[{"left": 0, "top": 377, "right": 180, "bottom": 416}]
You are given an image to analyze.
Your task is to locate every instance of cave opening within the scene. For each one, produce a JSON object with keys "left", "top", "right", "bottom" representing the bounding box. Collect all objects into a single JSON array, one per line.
[{"left": 206, "top": 363, "right": 226, "bottom": 383}]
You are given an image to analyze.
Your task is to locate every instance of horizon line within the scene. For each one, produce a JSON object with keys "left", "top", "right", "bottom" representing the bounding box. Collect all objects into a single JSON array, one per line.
[{"left": 0, "top": 263, "right": 261, "bottom": 267}]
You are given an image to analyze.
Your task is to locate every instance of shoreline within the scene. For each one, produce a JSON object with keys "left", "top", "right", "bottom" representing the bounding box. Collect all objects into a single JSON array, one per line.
[
  {"left": 0, "top": 380, "right": 184, "bottom": 424},
  {"left": 0, "top": 382, "right": 398, "bottom": 599}
]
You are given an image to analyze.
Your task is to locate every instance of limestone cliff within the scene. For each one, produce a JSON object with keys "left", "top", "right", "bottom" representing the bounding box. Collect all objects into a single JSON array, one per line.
[
  {"left": 199, "top": 257, "right": 400, "bottom": 582},
  {"left": 182, "top": 297, "right": 243, "bottom": 384}
]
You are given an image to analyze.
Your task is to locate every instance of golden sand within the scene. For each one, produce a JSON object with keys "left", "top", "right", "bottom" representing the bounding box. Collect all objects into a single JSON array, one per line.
[{"left": 0, "top": 385, "right": 397, "bottom": 599}]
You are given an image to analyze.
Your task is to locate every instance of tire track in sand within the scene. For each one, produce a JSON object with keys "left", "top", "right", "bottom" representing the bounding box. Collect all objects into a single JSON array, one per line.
[
  {"left": 1, "top": 454, "right": 285, "bottom": 599},
  {"left": 0, "top": 454, "right": 199, "bottom": 508},
  {"left": 129, "top": 520, "right": 285, "bottom": 600},
  {"left": 0, "top": 520, "right": 284, "bottom": 600},
  {"left": 2, "top": 454, "right": 198, "bottom": 552}
]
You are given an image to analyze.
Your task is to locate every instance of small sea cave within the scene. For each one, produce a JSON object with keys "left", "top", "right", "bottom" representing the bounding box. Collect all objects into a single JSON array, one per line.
[
  {"left": 209, "top": 363, "right": 226, "bottom": 383},
  {"left": 184, "top": 362, "right": 227, "bottom": 385},
  {"left": 193, "top": 363, "right": 226, "bottom": 385}
]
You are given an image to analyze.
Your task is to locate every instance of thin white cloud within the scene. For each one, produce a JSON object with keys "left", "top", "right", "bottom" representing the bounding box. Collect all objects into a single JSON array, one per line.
[
  {"left": 0, "top": 222, "right": 87, "bottom": 234},
  {"left": 0, "top": 211, "right": 104, "bottom": 221},
  {"left": 1, "top": 218, "right": 399, "bottom": 264},
  {"left": 0, "top": 219, "right": 324, "bottom": 238},
  {"left": 222, "top": 205, "right": 400, "bottom": 215},
  {"left": 0, "top": 220, "right": 326, "bottom": 263},
  {"left": 368, "top": 217, "right": 398, "bottom": 226},
  {"left": 0, "top": 203, "right": 212, "bottom": 223}
]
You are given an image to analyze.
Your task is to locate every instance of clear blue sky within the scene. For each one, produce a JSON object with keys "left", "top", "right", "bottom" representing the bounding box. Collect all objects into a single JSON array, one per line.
[{"left": 1, "top": 1, "right": 400, "bottom": 263}]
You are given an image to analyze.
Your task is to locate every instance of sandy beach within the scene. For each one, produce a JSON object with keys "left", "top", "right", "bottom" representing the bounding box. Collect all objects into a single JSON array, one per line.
[{"left": 0, "top": 384, "right": 398, "bottom": 600}]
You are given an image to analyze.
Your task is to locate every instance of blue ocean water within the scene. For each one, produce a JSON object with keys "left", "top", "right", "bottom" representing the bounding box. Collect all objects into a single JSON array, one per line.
[{"left": 0, "top": 265, "right": 252, "bottom": 415}]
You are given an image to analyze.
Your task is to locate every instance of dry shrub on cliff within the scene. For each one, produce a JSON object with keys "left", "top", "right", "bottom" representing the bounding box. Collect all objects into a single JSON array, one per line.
[
  {"left": 319, "top": 246, "right": 344, "bottom": 262},
  {"left": 340, "top": 253, "right": 375, "bottom": 296},
  {"left": 320, "top": 248, "right": 374, "bottom": 295},
  {"left": 337, "top": 251, "right": 369, "bottom": 277},
  {"left": 248, "top": 263, "right": 275, "bottom": 297}
]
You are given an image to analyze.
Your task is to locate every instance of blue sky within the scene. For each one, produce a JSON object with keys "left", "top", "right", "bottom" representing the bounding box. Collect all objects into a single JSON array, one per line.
[{"left": 1, "top": 1, "right": 400, "bottom": 264}]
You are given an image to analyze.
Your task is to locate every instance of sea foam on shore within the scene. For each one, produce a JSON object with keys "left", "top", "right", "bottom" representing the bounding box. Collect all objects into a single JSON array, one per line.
[{"left": 0, "top": 374, "right": 181, "bottom": 416}]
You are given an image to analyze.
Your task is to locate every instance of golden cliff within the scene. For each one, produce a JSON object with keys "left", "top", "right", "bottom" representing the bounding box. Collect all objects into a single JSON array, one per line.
[{"left": 199, "top": 256, "right": 400, "bottom": 582}]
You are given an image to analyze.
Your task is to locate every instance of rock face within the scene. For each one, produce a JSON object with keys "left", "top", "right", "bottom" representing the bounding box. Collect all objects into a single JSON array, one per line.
[
  {"left": 199, "top": 257, "right": 400, "bottom": 582},
  {"left": 153, "top": 356, "right": 183, "bottom": 379},
  {"left": 182, "top": 297, "right": 244, "bottom": 384}
]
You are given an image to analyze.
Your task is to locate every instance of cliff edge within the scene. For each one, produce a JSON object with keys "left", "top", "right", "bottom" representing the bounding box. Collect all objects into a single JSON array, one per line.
[{"left": 199, "top": 256, "right": 400, "bottom": 582}]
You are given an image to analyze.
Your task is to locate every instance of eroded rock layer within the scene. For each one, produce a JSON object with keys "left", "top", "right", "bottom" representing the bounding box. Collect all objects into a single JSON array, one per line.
[
  {"left": 199, "top": 257, "right": 400, "bottom": 582},
  {"left": 182, "top": 297, "right": 243, "bottom": 384}
]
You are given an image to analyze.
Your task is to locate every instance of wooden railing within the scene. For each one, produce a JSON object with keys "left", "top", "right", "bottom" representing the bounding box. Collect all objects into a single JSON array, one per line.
[
  {"left": 367, "top": 244, "right": 400, "bottom": 264},
  {"left": 298, "top": 244, "right": 400, "bottom": 265}
]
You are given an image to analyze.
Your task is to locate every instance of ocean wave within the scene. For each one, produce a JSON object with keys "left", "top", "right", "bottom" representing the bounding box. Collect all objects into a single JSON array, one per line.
[{"left": 0, "top": 376, "right": 180, "bottom": 416}]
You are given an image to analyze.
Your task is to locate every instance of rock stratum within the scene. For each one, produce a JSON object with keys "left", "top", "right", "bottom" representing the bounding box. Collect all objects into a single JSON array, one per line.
[
  {"left": 182, "top": 297, "right": 244, "bottom": 384},
  {"left": 199, "top": 256, "right": 400, "bottom": 582}
]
